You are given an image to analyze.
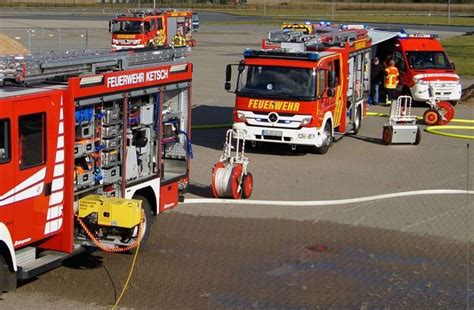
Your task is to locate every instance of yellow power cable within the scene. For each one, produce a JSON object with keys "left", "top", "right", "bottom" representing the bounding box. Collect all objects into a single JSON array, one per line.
[
  {"left": 111, "top": 211, "right": 144, "bottom": 310},
  {"left": 425, "top": 125, "right": 474, "bottom": 140},
  {"left": 111, "top": 240, "right": 141, "bottom": 309}
]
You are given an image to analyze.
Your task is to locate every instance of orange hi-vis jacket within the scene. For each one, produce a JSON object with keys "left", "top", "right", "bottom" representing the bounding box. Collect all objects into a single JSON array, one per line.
[{"left": 384, "top": 65, "right": 399, "bottom": 89}]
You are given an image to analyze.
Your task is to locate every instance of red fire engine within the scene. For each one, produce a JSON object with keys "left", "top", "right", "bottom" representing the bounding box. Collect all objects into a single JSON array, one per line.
[
  {"left": 225, "top": 27, "right": 371, "bottom": 153},
  {"left": 0, "top": 47, "right": 193, "bottom": 291},
  {"left": 373, "top": 32, "right": 461, "bottom": 106},
  {"left": 110, "top": 9, "right": 195, "bottom": 50}
]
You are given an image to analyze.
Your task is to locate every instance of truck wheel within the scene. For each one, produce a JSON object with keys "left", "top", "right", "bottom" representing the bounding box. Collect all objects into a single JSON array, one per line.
[
  {"left": 0, "top": 255, "right": 16, "bottom": 294},
  {"left": 382, "top": 126, "right": 392, "bottom": 145},
  {"left": 423, "top": 109, "right": 439, "bottom": 126},
  {"left": 314, "top": 122, "right": 332, "bottom": 154},
  {"left": 352, "top": 106, "right": 362, "bottom": 135},
  {"left": 241, "top": 173, "right": 253, "bottom": 199},
  {"left": 414, "top": 128, "right": 421, "bottom": 145},
  {"left": 131, "top": 195, "right": 154, "bottom": 250}
]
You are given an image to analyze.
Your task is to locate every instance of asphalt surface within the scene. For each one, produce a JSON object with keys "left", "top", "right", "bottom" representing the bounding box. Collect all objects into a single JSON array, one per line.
[{"left": 0, "top": 17, "right": 473, "bottom": 309}]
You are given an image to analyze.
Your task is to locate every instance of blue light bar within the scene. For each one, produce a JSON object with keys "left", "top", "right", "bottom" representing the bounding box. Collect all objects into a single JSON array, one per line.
[
  {"left": 243, "top": 49, "right": 320, "bottom": 61},
  {"left": 243, "top": 49, "right": 254, "bottom": 57}
]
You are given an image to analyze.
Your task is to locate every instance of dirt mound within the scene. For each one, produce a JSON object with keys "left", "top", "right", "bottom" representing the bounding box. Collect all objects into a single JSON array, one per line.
[
  {"left": 0, "top": 34, "right": 28, "bottom": 54},
  {"left": 461, "top": 84, "right": 474, "bottom": 105}
]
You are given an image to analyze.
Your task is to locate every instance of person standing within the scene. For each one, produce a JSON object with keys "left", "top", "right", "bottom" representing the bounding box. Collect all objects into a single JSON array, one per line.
[
  {"left": 384, "top": 60, "right": 399, "bottom": 105},
  {"left": 172, "top": 29, "right": 186, "bottom": 48},
  {"left": 370, "top": 57, "right": 384, "bottom": 105}
]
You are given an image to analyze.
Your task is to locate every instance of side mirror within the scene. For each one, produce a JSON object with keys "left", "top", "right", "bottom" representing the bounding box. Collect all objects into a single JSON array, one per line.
[
  {"left": 328, "top": 71, "right": 336, "bottom": 88},
  {"left": 225, "top": 82, "right": 231, "bottom": 91},
  {"left": 451, "top": 62, "right": 456, "bottom": 70},
  {"left": 108, "top": 21, "right": 112, "bottom": 33},
  {"left": 328, "top": 88, "right": 335, "bottom": 97},
  {"left": 225, "top": 64, "right": 232, "bottom": 82}
]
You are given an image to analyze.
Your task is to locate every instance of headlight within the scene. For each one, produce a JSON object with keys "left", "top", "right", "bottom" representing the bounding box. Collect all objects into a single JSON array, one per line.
[
  {"left": 414, "top": 78, "right": 429, "bottom": 85},
  {"left": 301, "top": 116, "right": 312, "bottom": 126}
]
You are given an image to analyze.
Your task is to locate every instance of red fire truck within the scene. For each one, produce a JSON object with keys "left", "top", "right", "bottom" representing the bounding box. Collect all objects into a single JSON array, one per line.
[
  {"left": 110, "top": 9, "right": 195, "bottom": 50},
  {"left": 225, "top": 27, "right": 371, "bottom": 153},
  {"left": 0, "top": 47, "right": 193, "bottom": 291},
  {"left": 373, "top": 32, "right": 461, "bottom": 106}
]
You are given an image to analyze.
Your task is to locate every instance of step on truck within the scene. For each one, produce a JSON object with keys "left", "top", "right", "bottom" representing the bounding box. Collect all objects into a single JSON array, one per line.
[
  {"left": 225, "top": 27, "right": 372, "bottom": 154},
  {"left": 0, "top": 46, "right": 193, "bottom": 291}
]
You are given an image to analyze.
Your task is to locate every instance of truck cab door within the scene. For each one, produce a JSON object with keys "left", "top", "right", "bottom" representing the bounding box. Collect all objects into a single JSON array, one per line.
[
  {"left": 0, "top": 101, "right": 14, "bottom": 237},
  {"left": 394, "top": 49, "right": 407, "bottom": 91},
  {"left": 12, "top": 93, "right": 60, "bottom": 245}
]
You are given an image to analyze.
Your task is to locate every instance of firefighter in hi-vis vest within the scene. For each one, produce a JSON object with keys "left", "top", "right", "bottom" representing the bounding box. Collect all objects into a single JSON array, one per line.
[
  {"left": 153, "top": 30, "right": 165, "bottom": 47},
  {"left": 384, "top": 60, "right": 399, "bottom": 105},
  {"left": 172, "top": 29, "right": 186, "bottom": 48}
]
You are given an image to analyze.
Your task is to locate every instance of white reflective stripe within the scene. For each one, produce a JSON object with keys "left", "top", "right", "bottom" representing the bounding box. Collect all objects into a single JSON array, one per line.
[
  {"left": 59, "top": 122, "right": 64, "bottom": 134},
  {"left": 51, "top": 177, "right": 64, "bottom": 192},
  {"left": 0, "top": 223, "right": 17, "bottom": 271},
  {"left": 47, "top": 205, "right": 63, "bottom": 220},
  {"left": 56, "top": 150, "right": 64, "bottom": 163},
  {"left": 60, "top": 108, "right": 63, "bottom": 120},
  {"left": 57, "top": 136, "right": 64, "bottom": 148},
  {"left": 8, "top": 183, "right": 44, "bottom": 205},
  {"left": 0, "top": 167, "right": 46, "bottom": 201},
  {"left": 49, "top": 191, "right": 63, "bottom": 205},
  {"left": 54, "top": 163, "right": 64, "bottom": 177},
  {"left": 45, "top": 218, "right": 63, "bottom": 234}
]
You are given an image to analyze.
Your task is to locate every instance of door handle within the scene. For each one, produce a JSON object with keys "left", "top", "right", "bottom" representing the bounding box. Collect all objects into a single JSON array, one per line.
[{"left": 44, "top": 182, "right": 52, "bottom": 196}]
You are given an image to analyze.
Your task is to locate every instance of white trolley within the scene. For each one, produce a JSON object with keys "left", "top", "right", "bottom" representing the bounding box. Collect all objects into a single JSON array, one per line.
[{"left": 382, "top": 96, "right": 421, "bottom": 145}]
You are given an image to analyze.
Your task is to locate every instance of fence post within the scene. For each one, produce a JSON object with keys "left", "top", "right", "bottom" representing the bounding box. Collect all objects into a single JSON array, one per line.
[
  {"left": 58, "top": 28, "right": 61, "bottom": 52},
  {"left": 28, "top": 28, "right": 31, "bottom": 52},
  {"left": 86, "top": 28, "right": 89, "bottom": 50}
]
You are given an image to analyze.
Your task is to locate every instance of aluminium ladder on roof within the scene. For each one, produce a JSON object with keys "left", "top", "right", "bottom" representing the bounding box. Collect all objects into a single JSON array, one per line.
[
  {"left": 267, "top": 28, "right": 363, "bottom": 48},
  {"left": 0, "top": 46, "right": 190, "bottom": 85}
]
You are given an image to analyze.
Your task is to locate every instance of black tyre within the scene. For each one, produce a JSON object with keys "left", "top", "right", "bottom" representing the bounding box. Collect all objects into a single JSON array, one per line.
[
  {"left": 352, "top": 106, "right": 362, "bottom": 135},
  {"left": 0, "top": 255, "right": 16, "bottom": 294},
  {"left": 131, "top": 195, "right": 154, "bottom": 250},
  {"left": 314, "top": 122, "right": 332, "bottom": 154},
  {"left": 414, "top": 128, "right": 421, "bottom": 145}
]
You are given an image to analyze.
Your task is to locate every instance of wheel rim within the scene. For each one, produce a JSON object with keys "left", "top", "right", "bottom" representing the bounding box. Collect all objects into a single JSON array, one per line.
[
  {"left": 383, "top": 127, "right": 391, "bottom": 144},
  {"left": 243, "top": 173, "right": 253, "bottom": 198},
  {"left": 424, "top": 110, "right": 439, "bottom": 126},
  {"left": 436, "top": 101, "right": 455, "bottom": 125},
  {"left": 322, "top": 125, "right": 331, "bottom": 146}
]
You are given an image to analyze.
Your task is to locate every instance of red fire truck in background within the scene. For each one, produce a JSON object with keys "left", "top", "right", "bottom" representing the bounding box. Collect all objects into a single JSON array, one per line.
[
  {"left": 0, "top": 47, "right": 193, "bottom": 291},
  {"left": 110, "top": 9, "right": 195, "bottom": 49},
  {"left": 225, "top": 27, "right": 371, "bottom": 154},
  {"left": 374, "top": 32, "right": 461, "bottom": 106}
]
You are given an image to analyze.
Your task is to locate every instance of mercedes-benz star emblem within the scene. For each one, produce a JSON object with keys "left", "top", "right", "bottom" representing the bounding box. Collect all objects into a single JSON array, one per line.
[{"left": 268, "top": 112, "right": 279, "bottom": 123}]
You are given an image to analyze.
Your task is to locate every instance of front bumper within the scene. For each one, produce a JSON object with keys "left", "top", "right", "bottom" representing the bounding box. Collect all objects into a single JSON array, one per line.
[
  {"left": 233, "top": 123, "right": 324, "bottom": 147},
  {"left": 410, "top": 82, "right": 462, "bottom": 102}
]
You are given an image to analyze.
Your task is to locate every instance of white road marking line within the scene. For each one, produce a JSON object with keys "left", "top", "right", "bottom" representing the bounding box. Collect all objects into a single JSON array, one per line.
[{"left": 183, "top": 189, "right": 473, "bottom": 207}]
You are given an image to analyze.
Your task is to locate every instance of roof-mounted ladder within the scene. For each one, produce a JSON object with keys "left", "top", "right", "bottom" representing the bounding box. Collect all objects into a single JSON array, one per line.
[{"left": 0, "top": 46, "right": 190, "bottom": 86}]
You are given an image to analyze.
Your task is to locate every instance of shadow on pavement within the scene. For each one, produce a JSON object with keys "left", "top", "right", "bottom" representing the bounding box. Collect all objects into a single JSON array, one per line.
[{"left": 348, "top": 134, "right": 385, "bottom": 145}]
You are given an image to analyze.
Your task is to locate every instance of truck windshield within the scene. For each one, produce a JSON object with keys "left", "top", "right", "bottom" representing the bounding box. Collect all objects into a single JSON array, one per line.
[
  {"left": 405, "top": 51, "right": 452, "bottom": 70},
  {"left": 112, "top": 20, "right": 143, "bottom": 34},
  {"left": 237, "top": 65, "right": 316, "bottom": 100}
]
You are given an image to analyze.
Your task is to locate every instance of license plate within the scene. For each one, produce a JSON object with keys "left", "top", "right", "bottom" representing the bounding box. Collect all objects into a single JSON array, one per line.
[
  {"left": 438, "top": 96, "right": 449, "bottom": 100},
  {"left": 262, "top": 130, "right": 282, "bottom": 137}
]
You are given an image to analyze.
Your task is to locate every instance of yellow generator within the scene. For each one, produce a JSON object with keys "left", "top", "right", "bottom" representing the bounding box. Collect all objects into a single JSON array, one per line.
[{"left": 78, "top": 195, "right": 142, "bottom": 246}]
